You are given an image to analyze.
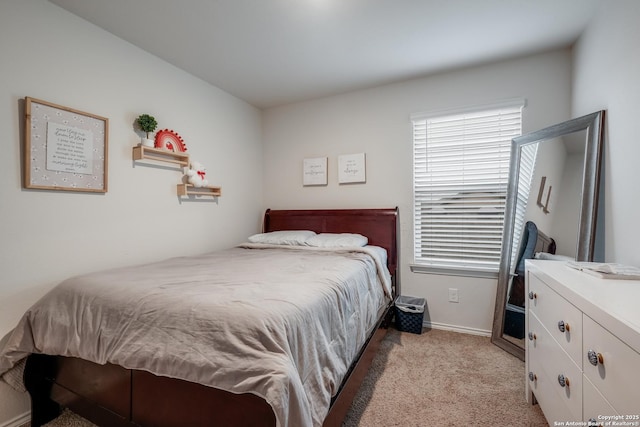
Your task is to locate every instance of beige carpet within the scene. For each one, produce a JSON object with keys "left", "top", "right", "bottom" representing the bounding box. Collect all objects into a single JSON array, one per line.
[
  {"left": 41, "top": 328, "right": 547, "bottom": 426},
  {"left": 343, "top": 328, "right": 547, "bottom": 426}
]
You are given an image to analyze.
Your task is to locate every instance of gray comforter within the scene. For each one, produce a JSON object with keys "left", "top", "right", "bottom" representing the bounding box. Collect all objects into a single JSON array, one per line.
[{"left": 0, "top": 244, "right": 391, "bottom": 427}]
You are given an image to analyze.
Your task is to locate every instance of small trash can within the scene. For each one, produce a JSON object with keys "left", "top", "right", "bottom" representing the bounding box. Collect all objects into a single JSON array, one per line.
[{"left": 395, "top": 295, "right": 426, "bottom": 334}]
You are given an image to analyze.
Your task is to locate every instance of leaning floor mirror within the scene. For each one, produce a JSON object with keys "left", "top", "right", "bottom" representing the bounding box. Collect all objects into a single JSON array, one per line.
[{"left": 491, "top": 111, "right": 605, "bottom": 360}]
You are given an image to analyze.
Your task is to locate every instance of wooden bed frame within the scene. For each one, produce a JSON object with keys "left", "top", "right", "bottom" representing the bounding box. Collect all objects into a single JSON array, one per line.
[{"left": 24, "top": 208, "right": 399, "bottom": 427}]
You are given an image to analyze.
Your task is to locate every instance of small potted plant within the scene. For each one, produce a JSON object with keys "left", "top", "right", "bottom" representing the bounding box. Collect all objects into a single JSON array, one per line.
[{"left": 136, "top": 114, "right": 158, "bottom": 147}]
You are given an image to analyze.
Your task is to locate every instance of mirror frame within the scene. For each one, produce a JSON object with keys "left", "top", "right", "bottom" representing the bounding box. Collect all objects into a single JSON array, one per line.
[{"left": 491, "top": 111, "right": 605, "bottom": 360}]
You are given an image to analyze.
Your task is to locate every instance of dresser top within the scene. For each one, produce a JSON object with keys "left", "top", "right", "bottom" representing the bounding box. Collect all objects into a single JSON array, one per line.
[{"left": 526, "top": 260, "right": 640, "bottom": 354}]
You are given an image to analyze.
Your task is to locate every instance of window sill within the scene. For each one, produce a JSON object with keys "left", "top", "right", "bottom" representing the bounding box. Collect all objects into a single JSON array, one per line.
[{"left": 410, "top": 264, "right": 499, "bottom": 279}]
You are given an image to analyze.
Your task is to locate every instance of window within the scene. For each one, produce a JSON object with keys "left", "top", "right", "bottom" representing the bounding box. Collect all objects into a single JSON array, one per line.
[
  {"left": 411, "top": 100, "right": 524, "bottom": 276},
  {"left": 510, "top": 142, "right": 538, "bottom": 271}
]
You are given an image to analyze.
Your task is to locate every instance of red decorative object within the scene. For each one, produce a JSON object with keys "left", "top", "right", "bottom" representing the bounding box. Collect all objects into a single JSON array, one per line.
[{"left": 154, "top": 129, "right": 187, "bottom": 152}]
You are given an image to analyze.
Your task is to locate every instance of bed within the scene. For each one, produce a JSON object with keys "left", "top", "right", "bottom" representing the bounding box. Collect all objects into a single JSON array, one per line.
[{"left": 0, "top": 208, "right": 399, "bottom": 427}]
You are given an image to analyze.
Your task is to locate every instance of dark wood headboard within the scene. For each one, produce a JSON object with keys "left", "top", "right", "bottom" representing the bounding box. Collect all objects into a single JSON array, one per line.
[{"left": 263, "top": 208, "right": 399, "bottom": 296}]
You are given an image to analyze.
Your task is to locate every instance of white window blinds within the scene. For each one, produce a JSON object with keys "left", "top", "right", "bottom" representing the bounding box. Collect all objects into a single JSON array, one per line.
[
  {"left": 510, "top": 143, "right": 538, "bottom": 271},
  {"left": 412, "top": 102, "right": 524, "bottom": 274}
]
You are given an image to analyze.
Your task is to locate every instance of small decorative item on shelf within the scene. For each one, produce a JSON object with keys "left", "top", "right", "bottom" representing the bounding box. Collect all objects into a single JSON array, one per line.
[
  {"left": 155, "top": 129, "right": 187, "bottom": 152},
  {"left": 178, "top": 161, "right": 220, "bottom": 197},
  {"left": 185, "top": 161, "right": 208, "bottom": 187},
  {"left": 136, "top": 114, "right": 158, "bottom": 147}
]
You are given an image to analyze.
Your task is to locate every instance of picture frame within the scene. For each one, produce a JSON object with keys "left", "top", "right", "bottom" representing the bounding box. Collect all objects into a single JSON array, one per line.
[
  {"left": 536, "top": 176, "right": 552, "bottom": 214},
  {"left": 338, "top": 153, "right": 366, "bottom": 184},
  {"left": 24, "top": 97, "right": 109, "bottom": 193},
  {"left": 303, "top": 157, "right": 328, "bottom": 186}
]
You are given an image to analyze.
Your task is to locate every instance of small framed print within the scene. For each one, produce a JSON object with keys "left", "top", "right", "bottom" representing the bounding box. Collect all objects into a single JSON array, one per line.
[
  {"left": 303, "top": 157, "right": 328, "bottom": 186},
  {"left": 24, "top": 97, "right": 109, "bottom": 193},
  {"left": 338, "top": 153, "right": 366, "bottom": 184}
]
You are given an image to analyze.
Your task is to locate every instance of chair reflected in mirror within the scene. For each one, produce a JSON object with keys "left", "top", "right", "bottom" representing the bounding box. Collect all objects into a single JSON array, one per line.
[{"left": 503, "top": 221, "right": 555, "bottom": 340}]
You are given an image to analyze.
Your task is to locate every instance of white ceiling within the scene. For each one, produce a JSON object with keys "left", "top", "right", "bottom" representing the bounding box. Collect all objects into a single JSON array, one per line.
[{"left": 49, "top": 0, "right": 602, "bottom": 109}]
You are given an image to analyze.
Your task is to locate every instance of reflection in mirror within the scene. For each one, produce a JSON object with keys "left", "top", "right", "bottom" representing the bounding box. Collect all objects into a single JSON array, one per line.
[{"left": 491, "top": 111, "right": 605, "bottom": 360}]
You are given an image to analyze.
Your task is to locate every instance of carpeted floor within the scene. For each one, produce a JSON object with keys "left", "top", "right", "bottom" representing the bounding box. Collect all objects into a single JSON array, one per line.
[
  {"left": 342, "top": 328, "right": 547, "bottom": 426},
  {"left": 42, "top": 328, "right": 547, "bottom": 426}
]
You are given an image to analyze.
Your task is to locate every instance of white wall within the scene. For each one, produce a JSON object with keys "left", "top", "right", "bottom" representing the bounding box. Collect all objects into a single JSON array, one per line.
[
  {"left": 0, "top": 0, "right": 263, "bottom": 423},
  {"left": 524, "top": 137, "right": 567, "bottom": 241},
  {"left": 263, "top": 50, "right": 573, "bottom": 335},
  {"left": 524, "top": 138, "right": 585, "bottom": 259},
  {"left": 550, "top": 152, "right": 584, "bottom": 257},
  {"left": 572, "top": 0, "right": 640, "bottom": 267}
]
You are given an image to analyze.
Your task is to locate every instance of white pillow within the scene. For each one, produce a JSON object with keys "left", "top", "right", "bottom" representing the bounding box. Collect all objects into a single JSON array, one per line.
[
  {"left": 306, "top": 233, "right": 368, "bottom": 248},
  {"left": 247, "top": 230, "right": 316, "bottom": 246}
]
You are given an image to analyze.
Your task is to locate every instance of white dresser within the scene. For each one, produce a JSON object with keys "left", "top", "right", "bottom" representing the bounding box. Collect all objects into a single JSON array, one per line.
[{"left": 525, "top": 260, "right": 640, "bottom": 425}]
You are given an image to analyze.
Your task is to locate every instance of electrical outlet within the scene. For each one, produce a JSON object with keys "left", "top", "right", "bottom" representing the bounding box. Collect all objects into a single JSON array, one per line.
[{"left": 448, "top": 288, "right": 459, "bottom": 303}]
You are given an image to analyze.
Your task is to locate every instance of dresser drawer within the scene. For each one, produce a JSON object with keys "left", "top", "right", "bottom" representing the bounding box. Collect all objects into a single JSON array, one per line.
[
  {"left": 527, "top": 312, "right": 582, "bottom": 421},
  {"left": 583, "top": 375, "right": 618, "bottom": 425},
  {"left": 528, "top": 353, "right": 582, "bottom": 424},
  {"left": 528, "top": 355, "right": 575, "bottom": 425},
  {"left": 583, "top": 314, "right": 640, "bottom": 415},
  {"left": 527, "top": 272, "right": 582, "bottom": 365}
]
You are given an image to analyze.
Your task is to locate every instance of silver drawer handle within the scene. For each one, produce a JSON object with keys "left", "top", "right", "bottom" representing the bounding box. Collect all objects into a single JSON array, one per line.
[
  {"left": 587, "top": 349, "right": 604, "bottom": 366},
  {"left": 557, "top": 320, "right": 570, "bottom": 333},
  {"left": 528, "top": 332, "right": 537, "bottom": 341},
  {"left": 557, "top": 374, "right": 570, "bottom": 388},
  {"left": 528, "top": 291, "right": 537, "bottom": 300},
  {"left": 528, "top": 371, "right": 537, "bottom": 382}
]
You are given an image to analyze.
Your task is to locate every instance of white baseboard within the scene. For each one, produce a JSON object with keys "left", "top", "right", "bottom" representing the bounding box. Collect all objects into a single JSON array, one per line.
[
  {"left": 423, "top": 320, "right": 491, "bottom": 337},
  {"left": 0, "top": 412, "right": 30, "bottom": 427}
]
